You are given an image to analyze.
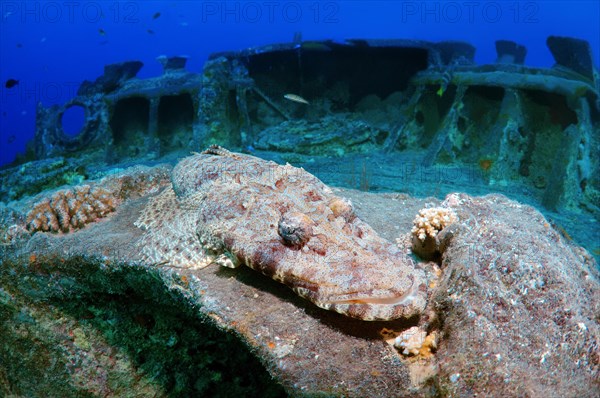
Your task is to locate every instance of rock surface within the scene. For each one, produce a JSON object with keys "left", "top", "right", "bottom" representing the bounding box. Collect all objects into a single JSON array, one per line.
[
  {"left": 427, "top": 193, "right": 600, "bottom": 396},
  {"left": 1, "top": 164, "right": 598, "bottom": 397},
  {"left": 254, "top": 115, "right": 388, "bottom": 157}
]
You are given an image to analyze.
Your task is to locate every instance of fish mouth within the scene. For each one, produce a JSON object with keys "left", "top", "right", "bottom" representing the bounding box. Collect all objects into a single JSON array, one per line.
[
  {"left": 321, "top": 280, "right": 418, "bottom": 307},
  {"left": 290, "top": 277, "right": 424, "bottom": 320}
]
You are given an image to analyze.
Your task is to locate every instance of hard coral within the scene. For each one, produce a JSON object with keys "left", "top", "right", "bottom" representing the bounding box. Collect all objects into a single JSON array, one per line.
[
  {"left": 411, "top": 207, "right": 457, "bottom": 260},
  {"left": 24, "top": 164, "right": 171, "bottom": 235},
  {"left": 412, "top": 207, "right": 457, "bottom": 242},
  {"left": 394, "top": 326, "right": 438, "bottom": 358},
  {"left": 26, "top": 185, "right": 118, "bottom": 233}
]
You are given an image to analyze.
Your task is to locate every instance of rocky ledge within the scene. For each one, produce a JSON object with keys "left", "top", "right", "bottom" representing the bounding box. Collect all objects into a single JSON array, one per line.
[{"left": 1, "top": 163, "right": 598, "bottom": 397}]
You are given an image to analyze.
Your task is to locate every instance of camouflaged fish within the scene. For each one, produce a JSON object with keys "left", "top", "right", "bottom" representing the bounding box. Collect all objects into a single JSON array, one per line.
[{"left": 135, "top": 146, "right": 427, "bottom": 321}]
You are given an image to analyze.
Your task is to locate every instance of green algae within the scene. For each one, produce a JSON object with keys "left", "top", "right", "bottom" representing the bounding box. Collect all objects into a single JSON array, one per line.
[{"left": 0, "top": 255, "right": 286, "bottom": 397}]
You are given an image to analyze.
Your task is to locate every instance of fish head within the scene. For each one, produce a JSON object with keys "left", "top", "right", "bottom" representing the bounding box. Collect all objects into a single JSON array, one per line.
[
  {"left": 206, "top": 180, "right": 428, "bottom": 321},
  {"left": 273, "top": 202, "right": 428, "bottom": 321}
]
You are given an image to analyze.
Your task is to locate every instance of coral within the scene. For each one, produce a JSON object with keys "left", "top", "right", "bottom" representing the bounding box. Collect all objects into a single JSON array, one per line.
[
  {"left": 411, "top": 206, "right": 457, "bottom": 260},
  {"left": 26, "top": 185, "right": 118, "bottom": 233},
  {"left": 23, "top": 164, "right": 171, "bottom": 235},
  {"left": 394, "top": 327, "right": 438, "bottom": 358},
  {"left": 412, "top": 207, "right": 457, "bottom": 242}
]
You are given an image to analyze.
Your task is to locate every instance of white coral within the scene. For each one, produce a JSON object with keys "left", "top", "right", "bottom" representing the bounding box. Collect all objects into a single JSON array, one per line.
[
  {"left": 394, "top": 327, "right": 438, "bottom": 357},
  {"left": 411, "top": 207, "right": 457, "bottom": 242},
  {"left": 395, "top": 326, "right": 426, "bottom": 356}
]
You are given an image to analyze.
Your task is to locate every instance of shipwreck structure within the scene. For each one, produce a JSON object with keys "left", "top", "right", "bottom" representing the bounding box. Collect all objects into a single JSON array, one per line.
[
  {"left": 3, "top": 36, "right": 597, "bottom": 397},
  {"left": 32, "top": 36, "right": 599, "bottom": 212}
]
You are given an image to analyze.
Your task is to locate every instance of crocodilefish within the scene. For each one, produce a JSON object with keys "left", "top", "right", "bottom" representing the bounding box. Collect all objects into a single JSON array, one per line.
[{"left": 135, "top": 146, "right": 428, "bottom": 321}]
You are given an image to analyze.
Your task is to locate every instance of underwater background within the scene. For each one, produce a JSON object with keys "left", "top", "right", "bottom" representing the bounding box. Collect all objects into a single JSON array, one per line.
[
  {"left": 1, "top": 1, "right": 600, "bottom": 397},
  {"left": 1, "top": 1, "right": 599, "bottom": 166},
  {"left": 1, "top": 0, "right": 598, "bottom": 257}
]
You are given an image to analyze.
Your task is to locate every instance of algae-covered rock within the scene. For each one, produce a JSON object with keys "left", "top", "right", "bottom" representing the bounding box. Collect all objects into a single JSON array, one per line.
[
  {"left": 0, "top": 157, "right": 86, "bottom": 202},
  {"left": 1, "top": 156, "right": 598, "bottom": 397},
  {"left": 254, "top": 114, "right": 388, "bottom": 157},
  {"left": 0, "top": 255, "right": 286, "bottom": 397},
  {"left": 429, "top": 193, "right": 600, "bottom": 397}
]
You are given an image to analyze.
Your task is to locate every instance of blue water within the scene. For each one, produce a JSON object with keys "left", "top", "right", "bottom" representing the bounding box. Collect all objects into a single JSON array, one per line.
[{"left": 1, "top": 1, "right": 599, "bottom": 167}]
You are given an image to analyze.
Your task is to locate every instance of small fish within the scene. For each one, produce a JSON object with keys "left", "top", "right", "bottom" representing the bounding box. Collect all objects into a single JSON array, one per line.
[
  {"left": 147, "top": 29, "right": 155, "bottom": 34},
  {"left": 7, "top": 135, "right": 15, "bottom": 144},
  {"left": 153, "top": 12, "right": 161, "bottom": 19},
  {"left": 99, "top": 28, "right": 106, "bottom": 36},
  {"left": 16, "top": 43, "right": 23, "bottom": 48},
  {"left": 40, "top": 37, "right": 47, "bottom": 43},
  {"left": 5, "top": 79, "right": 19, "bottom": 89},
  {"left": 284, "top": 94, "right": 309, "bottom": 104}
]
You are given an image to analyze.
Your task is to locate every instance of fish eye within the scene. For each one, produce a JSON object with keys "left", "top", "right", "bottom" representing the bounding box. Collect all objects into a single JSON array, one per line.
[{"left": 277, "top": 211, "right": 313, "bottom": 248}]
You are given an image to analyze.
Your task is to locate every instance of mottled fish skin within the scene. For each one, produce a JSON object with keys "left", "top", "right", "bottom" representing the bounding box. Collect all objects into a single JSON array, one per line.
[{"left": 137, "top": 148, "right": 427, "bottom": 321}]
